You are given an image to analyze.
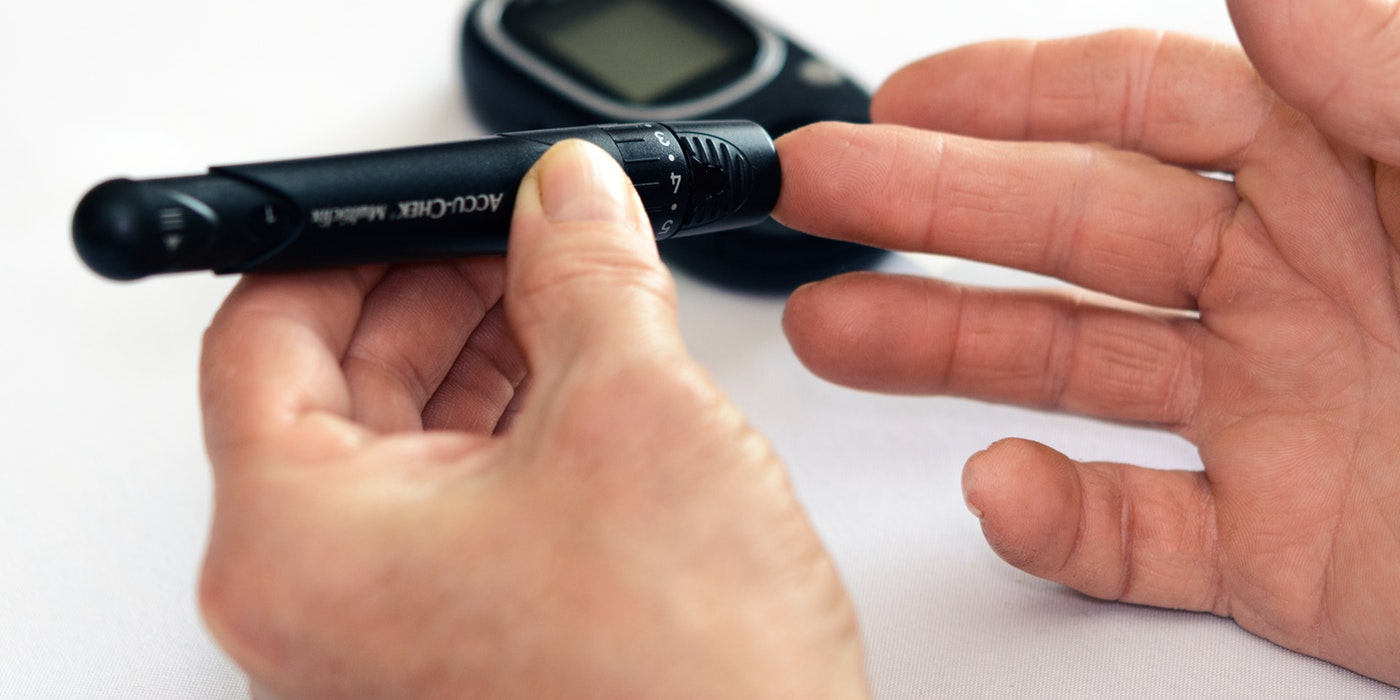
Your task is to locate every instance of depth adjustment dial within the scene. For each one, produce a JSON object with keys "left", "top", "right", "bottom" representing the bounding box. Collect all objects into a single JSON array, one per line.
[{"left": 601, "top": 123, "right": 692, "bottom": 239}]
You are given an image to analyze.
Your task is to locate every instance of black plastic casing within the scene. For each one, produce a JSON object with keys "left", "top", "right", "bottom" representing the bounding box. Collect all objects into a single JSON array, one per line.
[
  {"left": 72, "top": 121, "right": 778, "bottom": 281},
  {"left": 461, "top": 0, "right": 886, "bottom": 292}
]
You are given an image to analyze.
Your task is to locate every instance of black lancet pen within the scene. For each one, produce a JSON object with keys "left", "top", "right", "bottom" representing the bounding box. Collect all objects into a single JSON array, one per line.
[{"left": 72, "top": 120, "right": 779, "bottom": 281}]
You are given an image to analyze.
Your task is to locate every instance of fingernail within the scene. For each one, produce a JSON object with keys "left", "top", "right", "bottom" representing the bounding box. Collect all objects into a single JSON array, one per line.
[
  {"left": 963, "top": 446, "right": 990, "bottom": 520},
  {"left": 539, "top": 141, "right": 631, "bottom": 225},
  {"left": 964, "top": 493, "right": 984, "bottom": 520}
]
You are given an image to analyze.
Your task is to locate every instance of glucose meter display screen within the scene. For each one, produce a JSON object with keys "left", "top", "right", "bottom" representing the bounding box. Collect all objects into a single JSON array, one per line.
[{"left": 506, "top": 0, "right": 758, "bottom": 105}]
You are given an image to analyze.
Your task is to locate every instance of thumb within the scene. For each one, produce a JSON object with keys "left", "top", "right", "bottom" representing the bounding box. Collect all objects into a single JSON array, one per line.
[
  {"left": 962, "top": 439, "right": 1225, "bottom": 614},
  {"left": 506, "top": 139, "right": 683, "bottom": 378},
  {"left": 1227, "top": 0, "right": 1400, "bottom": 164}
]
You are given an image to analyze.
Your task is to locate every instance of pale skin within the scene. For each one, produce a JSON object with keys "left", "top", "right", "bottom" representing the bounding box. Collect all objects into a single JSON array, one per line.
[
  {"left": 779, "top": 0, "right": 1400, "bottom": 685},
  {"left": 198, "top": 141, "right": 865, "bottom": 699},
  {"left": 198, "top": 0, "right": 1400, "bottom": 696}
]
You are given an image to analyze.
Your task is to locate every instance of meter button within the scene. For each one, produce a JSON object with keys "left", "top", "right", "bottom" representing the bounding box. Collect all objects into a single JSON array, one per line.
[{"left": 798, "top": 58, "right": 845, "bottom": 88}]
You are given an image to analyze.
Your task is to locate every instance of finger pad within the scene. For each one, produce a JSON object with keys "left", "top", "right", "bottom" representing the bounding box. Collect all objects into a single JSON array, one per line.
[
  {"left": 963, "top": 439, "right": 1081, "bottom": 572},
  {"left": 783, "top": 273, "right": 955, "bottom": 393},
  {"left": 773, "top": 123, "right": 935, "bottom": 243}
]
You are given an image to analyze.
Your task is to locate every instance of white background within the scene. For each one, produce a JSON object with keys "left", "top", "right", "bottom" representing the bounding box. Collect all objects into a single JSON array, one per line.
[{"left": 1, "top": 0, "right": 1396, "bottom": 697}]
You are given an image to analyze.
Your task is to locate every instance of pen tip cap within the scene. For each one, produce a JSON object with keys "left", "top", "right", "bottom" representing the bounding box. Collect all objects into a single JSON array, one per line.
[{"left": 73, "top": 178, "right": 170, "bottom": 281}]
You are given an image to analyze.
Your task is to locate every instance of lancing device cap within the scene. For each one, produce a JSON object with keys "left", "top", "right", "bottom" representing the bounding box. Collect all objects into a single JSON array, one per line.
[
  {"left": 73, "top": 178, "right": 157, "bottom": 282},
  {"left": 73, "top": 120, "right": 779, "bottom": 281}
]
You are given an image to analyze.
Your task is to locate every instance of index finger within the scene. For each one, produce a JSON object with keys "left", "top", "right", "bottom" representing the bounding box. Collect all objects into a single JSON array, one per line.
[
  {"left": 200, "top": 266, "right": 386, "bottom": 465},
  {"left": 774, "top": 122, "right": 1235, "bottom": 310}
]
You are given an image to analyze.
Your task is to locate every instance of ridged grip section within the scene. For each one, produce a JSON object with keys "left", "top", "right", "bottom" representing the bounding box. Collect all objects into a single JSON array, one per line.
[{"left": 677, "top": 135, "right": 750, "bottom": 232}]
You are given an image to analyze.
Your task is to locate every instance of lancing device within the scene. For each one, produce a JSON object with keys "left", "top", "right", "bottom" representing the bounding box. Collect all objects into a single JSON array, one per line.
[{"left": 72, "top": 120, "right": 778, "bottom": 281}]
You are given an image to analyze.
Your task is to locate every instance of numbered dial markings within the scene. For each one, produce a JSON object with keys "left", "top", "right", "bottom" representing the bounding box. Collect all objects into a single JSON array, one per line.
[{"left": 603, "top": 124, "right": 690, "bottom": 238}]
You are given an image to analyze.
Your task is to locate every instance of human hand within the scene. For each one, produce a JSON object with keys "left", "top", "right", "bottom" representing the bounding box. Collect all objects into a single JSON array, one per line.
[
  {"left": 197, "top": 141, "right": 867, "bottom": 699},
  {"left": 776, "top": 0, "right": 1400, "bottom": 685}
]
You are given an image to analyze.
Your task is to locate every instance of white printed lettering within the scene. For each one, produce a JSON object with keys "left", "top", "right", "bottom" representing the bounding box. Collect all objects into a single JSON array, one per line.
[
  {"left": 310, "top": 204, "right": 389, "bottom": 228},
  {"left": 394, "top": 193, "right": 506, "bottom": 222},
  {"left": 311, "top": 193, "right": 504, "bottom": 229}
]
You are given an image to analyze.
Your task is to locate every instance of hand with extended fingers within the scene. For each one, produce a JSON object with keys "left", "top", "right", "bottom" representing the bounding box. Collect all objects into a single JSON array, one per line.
[{"left": 778, "top": 0, "right": 1400, "bottom": 685}]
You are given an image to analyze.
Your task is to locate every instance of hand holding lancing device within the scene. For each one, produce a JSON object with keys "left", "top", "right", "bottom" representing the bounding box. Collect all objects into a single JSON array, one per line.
[{"left": 197, "top": 141, "right": 868, "bottom": 699}]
